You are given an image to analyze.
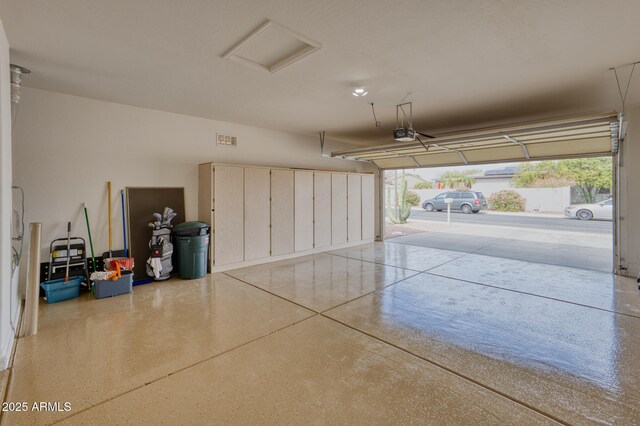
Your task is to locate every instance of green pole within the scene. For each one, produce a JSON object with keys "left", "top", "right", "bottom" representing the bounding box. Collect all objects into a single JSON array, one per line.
[
  {"left": 83, "top": 203, "right": 97, "bottom": 272},
  {"left": 84, "top": 203, "right": 97, "bottom": 295}
]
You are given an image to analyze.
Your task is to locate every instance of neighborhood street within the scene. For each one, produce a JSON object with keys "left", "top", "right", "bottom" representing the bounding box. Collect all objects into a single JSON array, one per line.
[{"left": 410, "top": 210, "right": 612, "bottom": 234}]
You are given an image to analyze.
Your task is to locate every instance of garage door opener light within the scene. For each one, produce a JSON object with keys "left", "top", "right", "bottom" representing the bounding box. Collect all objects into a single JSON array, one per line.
[{"left": 394, "top": 102, "right": 416, "bottom": 142}]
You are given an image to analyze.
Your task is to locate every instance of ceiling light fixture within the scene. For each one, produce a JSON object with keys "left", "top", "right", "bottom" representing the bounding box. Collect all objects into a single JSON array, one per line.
[{"left": 352, "top": 86, "right": 368, "bottom": 97}]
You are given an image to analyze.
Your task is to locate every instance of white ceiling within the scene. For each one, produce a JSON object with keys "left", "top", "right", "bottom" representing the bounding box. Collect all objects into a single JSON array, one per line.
[{"left": 2, "top": 0, "right": 640, "bottom": 146}]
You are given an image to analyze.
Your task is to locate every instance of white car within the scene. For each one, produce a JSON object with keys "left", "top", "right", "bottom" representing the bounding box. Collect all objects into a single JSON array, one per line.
[{"left": 564, "top": 198, "right": 613, "bottom": 220}]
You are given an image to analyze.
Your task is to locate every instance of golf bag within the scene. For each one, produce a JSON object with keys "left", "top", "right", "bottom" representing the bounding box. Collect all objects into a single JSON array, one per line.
[{"left": 146, "top": 207, "right": 177, "bottom": 280}]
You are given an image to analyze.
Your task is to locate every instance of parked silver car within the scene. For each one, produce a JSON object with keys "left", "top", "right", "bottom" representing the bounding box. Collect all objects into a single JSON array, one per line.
[
  {"left": 422, "top": 191, "right": 488, "bottom": 214},
  {"left": 564, "top": 198, "right": 613, "bottom": 220}
]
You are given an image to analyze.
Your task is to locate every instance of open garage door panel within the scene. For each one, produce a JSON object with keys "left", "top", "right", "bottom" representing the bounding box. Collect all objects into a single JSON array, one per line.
[{"left": 332, "top": 113, "right": 620, "bottom": 169}]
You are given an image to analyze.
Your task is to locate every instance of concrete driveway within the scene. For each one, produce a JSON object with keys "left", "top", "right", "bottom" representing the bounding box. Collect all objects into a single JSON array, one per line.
[{"left": 386, "top": 212, "right": 613, "bottom": 272}]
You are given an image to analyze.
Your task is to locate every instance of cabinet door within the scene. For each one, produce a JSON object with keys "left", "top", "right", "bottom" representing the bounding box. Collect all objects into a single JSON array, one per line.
[
  {"left": 361, "top": 174, "right": 375, "bottom": 240},
  {"left": 331, "top": 173, "right": 348, "bottom": 245},
  {"left": 244, "top": 168, "right": 271, "bottom": 261},
  {"left": 314, "top": 173, "right": 332, "bottom": 249},
  {"left": 347, "top": 174, "right": 362, "bottom": 242},
  {"left": 198, "top": 163, "right": 214, "bottom": 269},
  {"left": 198, "top": 163, "right": 213, "bottom": 224},
  {"left": 271, "top": 169, "right": 294, "bottom": 256},
  {"left": 214, "top": 166, "right": 244, "bottom": 265},
  {"left": 294, "top": 170, "right": 314, "bottom": 252}
]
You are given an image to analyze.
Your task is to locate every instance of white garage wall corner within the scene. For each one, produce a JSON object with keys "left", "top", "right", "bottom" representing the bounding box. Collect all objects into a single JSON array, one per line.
[
  {"left": 0, "top": 20, "right": 20, "bottom": 370},
  {"left": 620, "top": 104, "right": 640, "bottom": 277},
  {"left": 10, "top": 87, "right": 366, "bottom": 279}
]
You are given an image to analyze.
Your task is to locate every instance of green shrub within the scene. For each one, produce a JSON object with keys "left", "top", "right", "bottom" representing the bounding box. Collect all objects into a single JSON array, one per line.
[
  {"left": 488, "top": 190, "right": 526, "bottom": 212},
  {"left": 405, "top": 191, "right": 420, "bottom": 207},
  {"left": 413, "top": 181, "right": 434, "bottom": 189}
]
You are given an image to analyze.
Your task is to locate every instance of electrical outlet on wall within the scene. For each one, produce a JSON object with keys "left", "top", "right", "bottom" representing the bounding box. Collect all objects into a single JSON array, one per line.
[{"left": 216, "top": 133, "right": 237, "bottom": 147}]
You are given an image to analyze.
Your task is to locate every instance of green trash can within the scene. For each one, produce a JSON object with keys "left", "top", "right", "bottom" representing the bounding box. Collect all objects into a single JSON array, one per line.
[{"left": 172, "top": 221, "right": 210, "bottom": 279}]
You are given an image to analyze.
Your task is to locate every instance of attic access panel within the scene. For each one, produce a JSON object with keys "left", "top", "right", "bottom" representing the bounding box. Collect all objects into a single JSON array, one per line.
[
  {"left": 222, "top": 20, "right": 322, "bottom": 73},
  {"left": 331, "top": 113, "right": 620, "bottom": 169}
]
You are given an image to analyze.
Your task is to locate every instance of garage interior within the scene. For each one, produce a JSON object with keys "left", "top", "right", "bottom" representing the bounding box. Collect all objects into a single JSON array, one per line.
[{"left": 1, "top": 1, "right": 640, "bottom": 424}]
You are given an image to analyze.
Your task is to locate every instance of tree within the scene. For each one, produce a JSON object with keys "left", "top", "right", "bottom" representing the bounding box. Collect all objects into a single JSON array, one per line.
[
  {"left": 512, "top": 161, "right": 562, "bottom": 188},
  {"left": 414, "top": 181, "right": 434, "bottom": 189},
  {"left": 438, "top": 170, "right": 479, "bottom": 189},
  {"left": 402, "top": 172, "right": 435, "bottom": 189},
  {"left": 512, "top": 158, "right": 611, "bottom": 203},
  {"left": 557, "top": 158, "right": 612, "bottom": 203}
]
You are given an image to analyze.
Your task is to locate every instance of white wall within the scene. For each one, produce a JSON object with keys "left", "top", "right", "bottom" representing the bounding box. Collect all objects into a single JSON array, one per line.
[
  {"left": 411, "top": 187, "right": 570, "bottom": 213},
  {"left": 619, "top": 105, "right": 640, "bottom": 277},
  {"left": 11, "top": 87, "right": 367, "bottom": 285},
  {"left": 472, "top": 177, "right": 513, "bottom": 196},
  {"left": 0, "top": 20, "right": 20, "bottom": 369},
  {"left": 508, "top": 187, "right": 570, "bottom": 213}
]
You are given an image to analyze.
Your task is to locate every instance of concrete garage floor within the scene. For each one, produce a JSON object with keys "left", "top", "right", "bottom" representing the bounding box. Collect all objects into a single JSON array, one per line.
[{"left": 3, "top": 243, "right": 640, "bottom": 424}]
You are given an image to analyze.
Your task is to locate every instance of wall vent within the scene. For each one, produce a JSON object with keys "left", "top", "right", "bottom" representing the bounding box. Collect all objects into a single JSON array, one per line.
[{"left": 217, "top": 134, "right": 238, "bottom": 147}]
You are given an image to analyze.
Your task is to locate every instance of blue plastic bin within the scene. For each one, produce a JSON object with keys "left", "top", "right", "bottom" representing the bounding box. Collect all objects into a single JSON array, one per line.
[
  {"left": 94, "top": 271, "right": 133, "bottom": 299},
  {"left": 40, "top": 276, "right": 83, "bottom": 304}
]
